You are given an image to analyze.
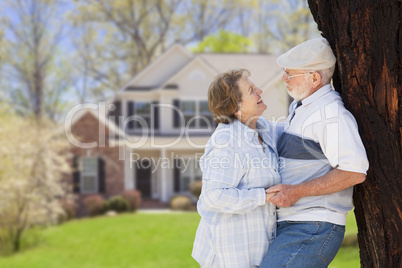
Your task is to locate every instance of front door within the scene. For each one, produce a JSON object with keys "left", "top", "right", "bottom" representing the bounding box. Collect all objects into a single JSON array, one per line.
[{"left": 136, "top": 159, "right": 152, "bottom": 198}]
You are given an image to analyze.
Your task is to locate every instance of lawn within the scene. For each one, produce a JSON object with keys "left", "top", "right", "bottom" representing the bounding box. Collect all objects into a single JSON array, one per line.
[{"left": 0, "top": 211, "right": 360, "bottom": 268}]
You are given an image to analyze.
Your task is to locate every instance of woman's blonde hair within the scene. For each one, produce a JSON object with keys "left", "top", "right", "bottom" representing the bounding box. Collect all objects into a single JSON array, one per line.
[{"left": 208, "top": 69, "right": 249, "bottom": 124}]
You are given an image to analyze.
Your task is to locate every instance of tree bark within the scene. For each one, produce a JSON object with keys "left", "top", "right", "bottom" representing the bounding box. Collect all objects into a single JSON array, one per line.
[{"left": 308, "top": 0, "right": 401, "bottom": 267}]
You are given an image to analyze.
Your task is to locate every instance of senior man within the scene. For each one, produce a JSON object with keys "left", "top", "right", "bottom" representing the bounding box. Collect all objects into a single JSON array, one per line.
[{"left": 260, "top": 37, "right": 369, "bottom": 268}]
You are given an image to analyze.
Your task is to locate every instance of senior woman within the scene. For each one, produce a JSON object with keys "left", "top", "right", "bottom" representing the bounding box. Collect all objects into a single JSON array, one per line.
[{"left": 192, "top": 69, "right": 282, "bottom": 268}]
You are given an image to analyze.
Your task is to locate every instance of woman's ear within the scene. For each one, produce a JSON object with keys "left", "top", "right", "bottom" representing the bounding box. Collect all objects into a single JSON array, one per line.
[{"left": 234, "top": 110, "right": 241, "bottom": 119}]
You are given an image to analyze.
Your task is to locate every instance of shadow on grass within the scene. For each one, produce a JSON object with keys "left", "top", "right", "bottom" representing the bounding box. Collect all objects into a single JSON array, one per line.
[{"left": 0, "top": 228, "right": 46, "bottom": 257}]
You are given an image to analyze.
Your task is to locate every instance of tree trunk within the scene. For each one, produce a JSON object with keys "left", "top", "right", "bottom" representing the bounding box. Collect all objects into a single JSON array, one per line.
[
  {"left": 308, "top": 1, "right": 401, "bottom": 267},
  {"left": 13, "top": 231, "right": 21, "bottom": 252}
]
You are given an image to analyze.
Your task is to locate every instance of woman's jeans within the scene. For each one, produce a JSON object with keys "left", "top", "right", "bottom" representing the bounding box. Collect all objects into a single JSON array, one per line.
[{"left": 260, "top": 221, "right": 345, "bottom": 268}]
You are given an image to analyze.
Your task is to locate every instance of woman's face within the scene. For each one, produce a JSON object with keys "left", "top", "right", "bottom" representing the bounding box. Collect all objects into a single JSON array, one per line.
[{"left": 235, "top": 75, "right": 267, "bottom": 127}]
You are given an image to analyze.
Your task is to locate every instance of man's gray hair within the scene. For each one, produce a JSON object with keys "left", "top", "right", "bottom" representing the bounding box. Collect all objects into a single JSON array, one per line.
[{"left": 317, "top": 66, "right": 336, "bottom": 85}]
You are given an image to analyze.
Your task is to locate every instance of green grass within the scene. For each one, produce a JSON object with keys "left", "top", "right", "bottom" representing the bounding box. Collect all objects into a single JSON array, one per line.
[
  {"left": 330, "top": 247, "right": 360, "bottom": 268},
  {"left": 344, "top": 210, "right": 359, "bottom": 236},
  {"left": 0, "top": 211, "right": 360, "bottom": 268},
  {"left": 0, "top": 212, "right": 201, "bottom": 268},
  {"left": 329, "top": 211, "right": 360, "bottom": 268}
]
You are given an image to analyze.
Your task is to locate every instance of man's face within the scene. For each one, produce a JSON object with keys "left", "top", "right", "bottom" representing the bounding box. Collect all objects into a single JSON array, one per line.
[{"left": 282, "top": 69, "right": 312, "bottom": 101}]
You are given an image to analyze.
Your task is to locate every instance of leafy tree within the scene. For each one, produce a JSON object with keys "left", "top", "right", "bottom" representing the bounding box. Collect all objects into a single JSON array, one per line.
[
  {"left": 69, "top": 0, "right": 183, "bottom": 98},
  {"left": 252, "top": 0, "right": 319, "bottom": 53},
  {"left": 0, "top": 0, "right": 321, "bottom": 105},
  {"left": 191, "top": 30, "right": 253, "bottom": 53},
  {"left": 175, "top": 0, "right": 246, "bottom": 43},
  {"left": 0, "top": 0, "right": 74, "bottom": 121},
  {"left": 69, "top": 0, "right": 248, "bottom": 98},
  {"left": 309, "top": 1, "right": 401, "bottom": 267}
]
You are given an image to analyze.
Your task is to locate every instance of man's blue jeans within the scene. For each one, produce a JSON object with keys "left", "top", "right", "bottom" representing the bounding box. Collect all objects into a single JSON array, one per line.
[{"left": 260, "top": 221, "right": 345, "bottom": 268}]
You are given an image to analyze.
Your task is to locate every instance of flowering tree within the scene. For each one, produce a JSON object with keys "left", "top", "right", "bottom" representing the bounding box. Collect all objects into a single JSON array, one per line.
[{"left": 0, "top": 106, "right": 72, "bottom": 253}]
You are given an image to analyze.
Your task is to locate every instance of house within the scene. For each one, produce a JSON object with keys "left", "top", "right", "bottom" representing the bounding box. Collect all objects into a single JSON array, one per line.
[{"left": 66, "top": 44, "right": 289, "bottom": 215}]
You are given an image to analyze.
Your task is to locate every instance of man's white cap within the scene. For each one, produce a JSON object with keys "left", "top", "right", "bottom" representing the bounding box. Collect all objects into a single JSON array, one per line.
[{"left": 276, "top": 37, "right": 336, "bottom": 70}]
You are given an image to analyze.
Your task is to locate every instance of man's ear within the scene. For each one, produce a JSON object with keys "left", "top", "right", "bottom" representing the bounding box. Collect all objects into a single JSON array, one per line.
[{"left": 312, "top": 72, "right": 322, "bottom": 86}]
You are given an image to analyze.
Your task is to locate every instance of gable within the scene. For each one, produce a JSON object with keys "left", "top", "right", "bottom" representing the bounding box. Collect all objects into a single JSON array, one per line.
[
  {"left": 70, "top": 112, "right": 108, "bottom": 145},
  {"left": 66, "top": 107, "right": 125, "bottom": 142},
  {"left": 123, "top": 44, "right": 193, "bottom": 90},
  {"left": 162, "top": 58, "right": 218, "bottom": 98}
]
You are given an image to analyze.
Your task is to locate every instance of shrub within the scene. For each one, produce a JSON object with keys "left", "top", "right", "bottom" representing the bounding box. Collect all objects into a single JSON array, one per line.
[
  {"left": 189, "top": 180, "right": 202, "bottom": 200},
  {"left": 341, "top": 234, "right": 358, "bottom": 247},
  {"left": 0, "top": 229, "right": 13, "bottom": 256},
  {"left": 121, "top": 190, "right": 142, "bottom": 212},
  {"left": 59, "top": 198, "right": 77, "bottom": 222},
  {"left": 169, "top": 195, "right": 194, "bottom": 211},
  {"left": 107, "top": 195, "right": 129, "bottom": 213},
  {"left": 83, "top": 195, "right": 106, "bottom": 217}
]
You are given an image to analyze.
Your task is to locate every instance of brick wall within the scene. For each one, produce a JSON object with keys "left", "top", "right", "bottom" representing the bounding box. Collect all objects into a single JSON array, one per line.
[{"left": 68, "top": 112, "right": 125, "bottom": 216}]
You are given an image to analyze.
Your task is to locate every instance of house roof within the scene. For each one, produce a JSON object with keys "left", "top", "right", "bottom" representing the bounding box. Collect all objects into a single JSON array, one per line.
[
  {"left": 120, "top": 44, "right": 193, "bottom": 91},
  {"left": 66, "top": 106, "right": 126, "bottom": 138},
  {"left": 198, "top": 53, "right": 282, "bottom": 89},
  {"left": 161, "top": 56, "right": 218, "bottom": 88},
  {"left": 121, "top": 44, "right": 282, "bottom": 91}
]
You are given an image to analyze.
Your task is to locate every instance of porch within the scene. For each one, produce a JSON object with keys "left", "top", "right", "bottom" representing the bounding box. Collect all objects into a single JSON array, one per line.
[{"left": 124, "top": 147, "right": 204, "bottom": 203}]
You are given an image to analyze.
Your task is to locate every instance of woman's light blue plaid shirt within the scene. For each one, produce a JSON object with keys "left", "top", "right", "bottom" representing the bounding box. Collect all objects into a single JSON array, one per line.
[{"left": 192, "top": 118, "right": 283, "bottom": 268}]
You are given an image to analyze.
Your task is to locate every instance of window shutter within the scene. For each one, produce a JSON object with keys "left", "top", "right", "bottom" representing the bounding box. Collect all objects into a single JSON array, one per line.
[
  {"left": 152, "top": 101, "right": 159, "bottom": 130},
  {"left": 73, "top": 156, "right": 80, "bottom": 193},
  {"left": 98, "top": 157, "right": 105, "bottom": 193},
  {"left": 174, "top": 159, "right": 181, "bottom": 192},
  {"left": 109, "top": 100, "right": 122, "bottom": 126},
  {"left": 127, "top": 101, "right": 135, "bottom": 129},
  {"left": 173, "top": 99, "right": 181, "bottom": 128}
]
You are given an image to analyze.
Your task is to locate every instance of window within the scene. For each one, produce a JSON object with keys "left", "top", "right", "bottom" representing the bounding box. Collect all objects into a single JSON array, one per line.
[
  {"left": 179, "top": 100, "right": 213, "bottom": 129},
  {"left": 134, "top": 102, "right": 151, "bottom": 129},
  {"left": 199, "top": 101, "right": 214, "bottom": 128},
  {"left": 127, "top": 101, "right": 151, "bottom": 130},
  {"left": 80, "top": 157, "right": 98, "bottom": 193},
  {"left": 181, "top": 101, "right": 197, "bottom": 128}
]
